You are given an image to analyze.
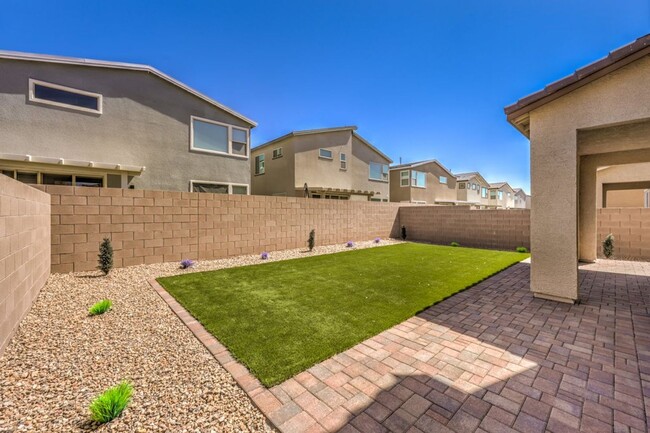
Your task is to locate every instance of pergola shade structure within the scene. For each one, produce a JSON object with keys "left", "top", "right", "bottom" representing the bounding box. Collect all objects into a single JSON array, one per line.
[{"left": 505, "top": 34, "right": 650, "bottom": 303}]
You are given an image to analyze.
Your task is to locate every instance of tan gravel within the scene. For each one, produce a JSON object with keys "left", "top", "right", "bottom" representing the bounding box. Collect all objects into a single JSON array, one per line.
[{"left": 0, "top": 239, "right": 401, "bottom": 432}]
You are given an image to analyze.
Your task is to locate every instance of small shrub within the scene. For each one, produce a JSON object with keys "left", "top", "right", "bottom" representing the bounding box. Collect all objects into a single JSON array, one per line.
[
  {"left": 97, "top": 238, "right": 113, "bottom": 275},
  {"left": 308, "top": 229, "right": 316, "bottom": 251},
  {"left": 603, "top": 233, "right": 615, "bottom": 258},
  {"left": 180, "top": 259, "right": 195, "bottom": 269},
  {"left": 89, "top": 381, "right": 133, "bottom": 424},
  {"left": 401, "top": 226, "right": 407, "bottom": 240},
  {"left": 516, "top": 246, "right": 528, "bottom": 253},
  {"left": 374, "top": 237, "right": 381, "bottom": 244},
  {"left": 346, "top": 241, "right": 354, "bottom": 248},
  {"left": 450, "top": 242, "right": 460, "bottom": 247},
  {"left": 89, "top": 299, "right": 112, "bottom": 316},
  {"left": 260, "top": 252, "right": 269, "bottom": 260}
]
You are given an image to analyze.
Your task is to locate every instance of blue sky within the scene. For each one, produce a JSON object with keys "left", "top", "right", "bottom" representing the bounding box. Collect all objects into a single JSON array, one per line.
[{"left": 1, "top": 1, "right": 648, "bottom": 191}]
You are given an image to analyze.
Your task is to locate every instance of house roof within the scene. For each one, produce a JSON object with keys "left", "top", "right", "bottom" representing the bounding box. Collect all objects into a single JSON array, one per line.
[
  {"left": 0, "top": 49, "right": 257, "bottom": 127},
  {"left": 390, "top": 159, "right": 455, "bottom": 178},
  {"left": 504, "top": 34, "right": 650, "bottom": 137},
  {"left": 252, "top": 126, "right": 392, "bottom": 162},
  {"left": 513, "top": 188, "right": 528, "bottom": 196},
  {"left": 454, "top": 171, "right": 489, "bottom": 185},
  {"left": 489, "top": 182, "right": 515, "bottom": 192}
]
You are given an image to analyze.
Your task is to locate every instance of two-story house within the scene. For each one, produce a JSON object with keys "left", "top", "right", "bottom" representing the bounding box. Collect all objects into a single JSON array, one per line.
[
  {"left": 513, "top": 188, "right": 530, "bottom": 209},
  {"left": 0, "top": 50, "right": 255, "bottom": 193},
  {"left": 488, "top": 182, "right": 516, "bottom": 208},
  {"left": 250, "top": 126, "right": 392, "bottom": 201},
  {"left": 454, "top": 172, "right": 491, "bottom": 207},
  {"left": 389, "top": 160, "right": 457, "bottom": 204}
]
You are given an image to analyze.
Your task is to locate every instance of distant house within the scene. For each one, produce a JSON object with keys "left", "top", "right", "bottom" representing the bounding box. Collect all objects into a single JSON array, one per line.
[
  {"left": 488, "top": 182, "right": 516, "bottom": 209},
  {"left": 0, "top": 50, "right": 256, "bottom": 192},
  {"left": 389, "top": 160, "right": 457, "bottom": 204},
  {"left": 250, "top": 126, "right": 392, "bottom": 201},
  {"left": 513, "top": 188, "right": 530, "bottom": 209},
  {"left": 455, "top": 172, "right": 491, "bottom": 207}
]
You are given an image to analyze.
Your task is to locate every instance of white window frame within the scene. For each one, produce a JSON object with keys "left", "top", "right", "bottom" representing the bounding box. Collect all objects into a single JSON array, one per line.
[
  {"left": 340, "top": 153, "right": 347, "bottom": 170},
  {"left": 411, "top": 170, "right": 426, "bottom": 188},
  {"left": 369, "top": 162, "right": 389, "bottom": 182},
  {"left": 498, "top": 191, "right": 503, "bottom": 200},
  {"left": 29, "top": 78, "right": 103, "bottom": 114},
  {"left": 190, "top": 115, "right": 250, "bottom": 159},
  {"left": 400, "top": 170, "right": 409, "bottom": 187},
  {"left": 272, "top": 148, "right": 283, "bottom": 159},
  {"left": 481, "top": 187, "right": 488, "bottom": 198},
  {"left": 189, "top": 180, "right": 249, "bottom": 195},
  {"left": 254, "top": 154, "right": 265, "bottom": 175},
  {"left": 439, "top": 175, "right": 447, "bottom": 184},
  {"left": 319, "top": 148, "right": 333, "bottom": 159}
]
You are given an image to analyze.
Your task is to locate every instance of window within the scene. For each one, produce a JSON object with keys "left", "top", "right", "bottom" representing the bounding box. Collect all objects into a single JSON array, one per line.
[
  {"left": 340, "top": 153, "right": 347, "bottom": 170},
  {"left": 254, "top": 154, "right": 265, "bottom": 175},
  {"left": 272, "top": 148, "right": 283, "bottom": 159},
  {"left": 319, "top": 148, "right": 333, "bottom": 159},
  {"left": 191, "top": 181, "right": 248, "bottom": 195},
  {"left": 439, "top": 176, "right": 447, "bottom": 184},
  {"left": 472, "top": 183, "right": 477, "bottom": 190},
  {"left": 498, "top": 191, "right": 503, "bottom": 200},
  {"left": 42, "top": 173, "right": 73, "bottom": 186},
  {"left": 75, "top": 176, "right": 103, "bottom": 187},
  {"left": 507, "top": 192, "right": 511, "bottom": 198},
  {"left": 29, "top": 79, "right": 102, "bottom": 114},
  {"left": 490, "top": 191, "right": 497, "bottom": 199},
  {"left": 481, "top": 187, "right": 488, "bottom": 198},
  {"left": 400, "top": 170, "right": 409, "bottom": 186},
  {"left": 459, "top": 182, "right": 465, "bottom": 189},
  {"left": 411, "top": 170, "right": 426, "bottom": 188},
  {"left": 369, "top": 162, "right": 389, "bottom": 181},
  {"left": 190, "top": 116, "right": 249, "bottom": 157}
]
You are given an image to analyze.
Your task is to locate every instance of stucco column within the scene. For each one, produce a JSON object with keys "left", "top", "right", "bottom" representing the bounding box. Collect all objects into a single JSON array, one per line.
[
  {"left": 579, "top": 156, "right": 598, "bottom": 262},
  {"left": 529, "top": 115, "right": 578, "bottom": 303}
]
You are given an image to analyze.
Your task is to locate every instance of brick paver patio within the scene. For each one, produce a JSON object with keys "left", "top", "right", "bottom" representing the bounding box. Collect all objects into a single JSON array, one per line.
[{"left": 152, "top": 260, "right": 650, "bottom": 433}]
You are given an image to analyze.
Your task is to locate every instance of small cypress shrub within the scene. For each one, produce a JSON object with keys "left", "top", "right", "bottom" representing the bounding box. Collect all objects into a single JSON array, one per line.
[
  {"left": 516, "top": 246, "right": 528, "bottom": 253},
  {"left": 89, "top": 381, "right": 133, "bottom": 423},
  {"left": 98, "top": 238, "right": 113, "bottom": 275},
  {"left": 450, "top": 242, "right": 460, "bottom": 247},
  {"left": 308, "top": 229, "right": 315, "bottom": 251},
  {"left": 602, "top": 233, "right": 615, "bottom": 258},
  {"left": 401, "top": 226, "right": 407, "bottom": 240},
  {"left": 89, "top": 299, "right": 112, "bottom": 316}
]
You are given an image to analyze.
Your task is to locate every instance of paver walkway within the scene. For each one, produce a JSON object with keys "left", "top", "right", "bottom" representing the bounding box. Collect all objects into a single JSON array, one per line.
[{"left": 155, "top": 260, "right": 650, "bottom": 433}]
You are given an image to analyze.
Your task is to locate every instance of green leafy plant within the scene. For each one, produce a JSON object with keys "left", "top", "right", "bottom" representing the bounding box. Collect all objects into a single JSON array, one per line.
[
  {"left": 89, "top": 381, "right": 133, "bottom": 423},
  {"left": 98, "top": 237, "right": 114, "bottom": 275},
  {"left": 602, "top": 233, "right": 614, "bottom": 258},
  {"left": 401, "top": 226, "right": 407, "bottom": 240},
  {"left": 89, "top": 299, "right": 112, "bottom": 316},
  {"left": 516, "top": 246, "right": 528, "bottom": 253},
  {"left": 450, "top": 242, "right": 460, "bottom": 247},
  {"left": 308, "top": 229, "right": 315, "bottom": 251}
]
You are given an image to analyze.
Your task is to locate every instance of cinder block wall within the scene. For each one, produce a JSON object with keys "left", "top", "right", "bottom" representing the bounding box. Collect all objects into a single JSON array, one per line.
[
  {"left": 38, "top": 186, "right": 403, "bottom": 273},
  {"left": 597, "top": 208, "right": 650, "bottom": 259},
  {"left": 398, "top": 206, "right": 531, "bottom": 251},
  {"left": 0, "top": 176, "right": 51, "bottom": 355}
]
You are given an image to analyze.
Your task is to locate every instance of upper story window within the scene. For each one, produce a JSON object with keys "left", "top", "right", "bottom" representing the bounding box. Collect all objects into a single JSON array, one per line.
[
  {"left": 472, "top": 183, "right": 477, "bottom": 190},
  {"left": 507, "top": 192, "right": 511, "bottom": 198},
  {"left": 190, "top": 116, "right": 249, "bottom": 158},
  {"left": 319, "top": 148, "right": 333, "bottom": 159},
  {"left": 29, "top": 79, "right": 102, "bottom": 114},
  {"left": 439, "top": 176, "right": 447, "bottom": 184},
  {"left": 369, "top": 162, "right": 389, "bottom": 182},
  {"left": 340, "top": 153, "right": 347, "bottom": 170},
  {"left": 254, "top": 154, "right": 265, "bottom": 175},
  {"left": 272, "top": 148, "right": 283, "bottom": 159},
  {"left": 481, "top": 187, "right": 488, "bottom": 198},
  {"left": 498, "top": 191, "right": 503, "bottom": 200},
  {"left": 459, "top": 182, "right": 466, "bottom": 189},
  {"left": 400, "top": 170, "right": 409, "bottom": 186},
  {"left": 411, "top": 170, "right": 426, "bottom": 188}
]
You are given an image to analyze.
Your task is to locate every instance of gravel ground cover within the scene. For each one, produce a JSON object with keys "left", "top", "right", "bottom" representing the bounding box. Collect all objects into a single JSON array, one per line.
[{"left": 0, "top": 239, "right": 399, "bottom": 432}]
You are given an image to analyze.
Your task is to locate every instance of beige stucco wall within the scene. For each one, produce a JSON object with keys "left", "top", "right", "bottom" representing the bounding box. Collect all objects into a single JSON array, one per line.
[
  {"left": 605, "top": 189, "right": 645, "bottom": 207},
  {"left": 389, "top": 162, "right": 456, "bottom": 204},
  {"left": 527, "top": 54, "right": 650, "bottom": 303},
  {"left": 0, "top": 59, "right": 252, "bottom": 192},
  {"left": 0, "top": 175, "right": 50, "bottom": 355},
  {"left": 457, "top": 176, "right": 490, "bottom": 206},
  {"left": 488, "top": 185, "right": 515, "bottom": 208},
  {"left": 596, "top": 162, "right": 650, "bottom": 207},
  {"left": 251, "top": 131, "right": 390, "bottom": 200}
]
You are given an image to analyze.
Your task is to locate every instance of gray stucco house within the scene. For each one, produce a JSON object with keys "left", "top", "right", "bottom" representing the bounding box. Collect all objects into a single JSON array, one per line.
[{"left": 0, "top": 50, "right": 256, "bottom": 193}]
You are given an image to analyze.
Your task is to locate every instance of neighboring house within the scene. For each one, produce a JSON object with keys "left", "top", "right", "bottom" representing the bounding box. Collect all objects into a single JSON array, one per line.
[
  {"left": 0, "top": 50, "right": 256, "bottom": 193},
  {"left": 488, "top": 182, "right": 515, "bottom": 208},
  {"left": 513, "top": 188, "right": 530, "bottom": 209},
  {"left": 389, "top": 160, "right": 457, "bottom": 204},
  {"left": 596, "top": 163, "right": 650, "bottom": 208},
  {"left": 454, "top": 172, "right": 491, "bottom": 207},
  {"left": 250, "top": 126, "right": 392, "bottom": 201}
]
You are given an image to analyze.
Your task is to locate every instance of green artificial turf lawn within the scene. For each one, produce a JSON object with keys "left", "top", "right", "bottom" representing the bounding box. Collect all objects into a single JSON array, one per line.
[{"left": 158, "top": 243, "right": 527, "bottom": 386}]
